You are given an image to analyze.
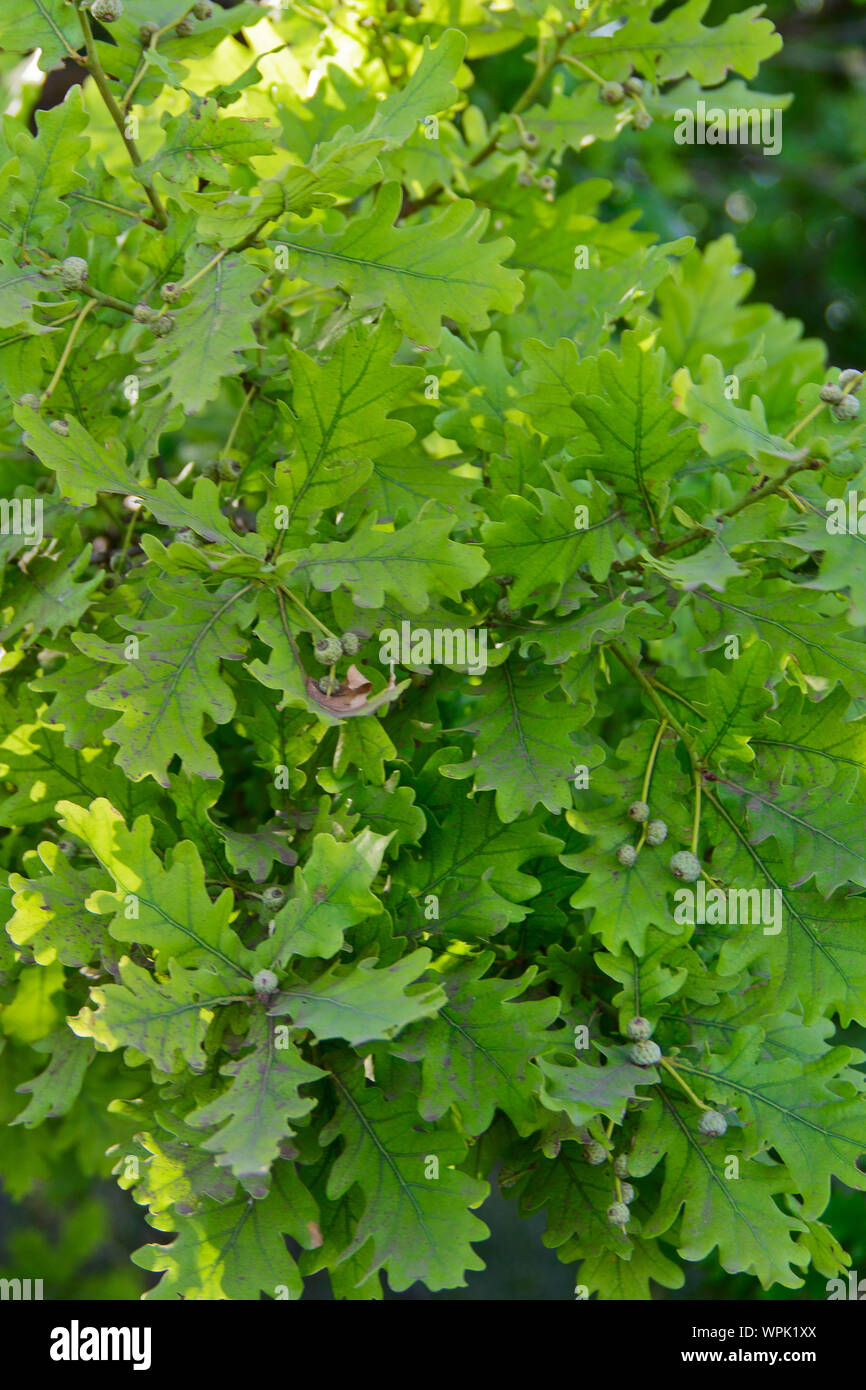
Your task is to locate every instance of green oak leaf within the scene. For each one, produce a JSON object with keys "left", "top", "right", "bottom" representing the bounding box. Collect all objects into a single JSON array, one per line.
[
  {"left": 565, "top": 0, "right": 781, "bottom": 85},
  {"left": 537, "top": 1046, "right": 659, "bottom": 1127},
  {"left": 70, "top": 957, "right": 231, "bottom": 1074},
  {"left": 633, "top": 1093, "right": 807, "bottom": 1289},
  {"left": 0, "top": 0, "right": 83, "bottom": 72},
  {"left": 269, "top": 950, "right": 444, "bottom": 1046},
  {"left": 674, "top": 1026, "right": 866, "bottom": 1219},
  {"left": 4, "top": 88, "right": 89, "bottom": 250},
  {"left": 138, "top": 254, "right": 262, "bottom": 415},
  {"left": 186, "top": 1015, "right": 326, "bottom": 1190},
  {"left": 320, "top": 1057, "right": 489, "bottom": 1292},
  {"left": 77, "top": 575, "right": 256, "bottom": 786},
  {"left": 12, "top": 1029, "right": 91, "bottom": 1127},
  {"left": 394, "top": 953, "right": 560, "bottom": 1135},
  {"left": 481, "top": 473, "right": 621, "bottom": 609},
  {"left": 259, "top": 829, "right": 391, "bottom": 965},
  {"left": 7, "top": 843, "right": 112, "bottom": 967},
  {"left": 56, "top": 798, "right": 252, "bottom": 982},
  {"left": 275, "top": 183, "right": 522, "bottom": 346},
  {"left": 567, "top": 332, "right": 698, "bottom": 536},
  {"left": 281, "top": 505, "right": 489, "bottom": 613},
  {"left": 136, "top": 98, "right": 275, "bottom": 187},
  {"left": 134, "top": 1162, "right": 319, "bottom": 1300},
  {"left": 441, "top": 664, "right": 595, "bottom": 822}
]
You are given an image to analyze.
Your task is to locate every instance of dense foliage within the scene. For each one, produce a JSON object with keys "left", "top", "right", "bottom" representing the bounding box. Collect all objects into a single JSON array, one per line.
[{"left": 1, "top": 0, "right": 865, "bottom": 1301}]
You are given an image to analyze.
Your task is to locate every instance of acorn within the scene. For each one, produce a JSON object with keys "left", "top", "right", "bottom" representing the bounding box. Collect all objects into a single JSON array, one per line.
[
  {"left": 60, "top": 256, "right": 88, "bottom": 288},
  {"left": 315, "top": 636, "right": 343, "bottom": 665},
  {"left": 91, "top": 0, "right": 123, "bottom": 23}
]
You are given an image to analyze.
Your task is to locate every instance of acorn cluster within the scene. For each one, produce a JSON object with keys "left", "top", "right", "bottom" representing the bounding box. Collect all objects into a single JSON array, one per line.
[
  {"left": 312, "top": 631, "right": 366, "bottom": 692},
  {"left": 820, "top": 368, "right": 862, "bottom": 421},
  {"left": 615, "top": 787, "right": 706, "bottom": 884},
  {"left": 580, "top": 1134, "right": 638, "bottom": 1230},
  {"left": 314, "top": 632, "right": 363, "bottom": 665},
  {"left": 615, "top": 797, "right": 668, "bottom": 867},
  {"left": 598, "top": 73, "right": 652, "bottom": 130},
  {"left": 58, "top": 257, "right": 185, "bottom": 341},
  {"left": 588, "top": 1017, "right": 733, "bottom": 1222}
]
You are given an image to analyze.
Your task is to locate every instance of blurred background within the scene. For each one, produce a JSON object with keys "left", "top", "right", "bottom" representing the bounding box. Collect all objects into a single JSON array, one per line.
[
  {"left": 1, "top": 0, "right": 864, "bottom": 1299},
  {"left": 471, "top": 0, "right": 866, "bottom": 373}
]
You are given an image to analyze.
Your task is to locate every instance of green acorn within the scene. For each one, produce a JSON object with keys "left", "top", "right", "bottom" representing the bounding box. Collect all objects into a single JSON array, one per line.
[
  {"left": 262, "top": 885, "right": 287, "bottom": 909},
  {"left": 218, "top": 457, "right": 242, "bottom": 480},
  {"left": 629, "top": 1039, "right": 661, "bottom": 1067},
  {"left": 599, "top": 81, "right": 624, "bottom": 106},
  {"left": 517, "top": 169, "right": 535, "bottom": 187},
  {"left": 632, "top": 110, "right": 652, "bottom": 131},
  {"left": 152, "top": 315, "right": 174, "bottom": 337},
  {"left": 18, "top": 394, "right": 41, "bottom": 410},
  {"left": 833, "top": 394, "right": 860, "bottom": 422},
  {"left": 538, "top": 173, "right": 556, "bottom": 192},
  {"left": 670, "top": 850, "right": 701, "bottom": 881},
  {"left": 620, "top": 1182, "right": 635, "bottom": 1204},
  {"left": 315, "top": 636, "right": 344, "bottom": 665},
  {"left": 193, "top": 0, "right": 214, "bottom": 17},
  {"left": 133, "top": 302, "right": 156, "bottom": 323},
  {"left": 820, "top": 383, "right": 842, "bottom": 404},
  {"left": 616, "top": 844, "right": 637, "bottom": 867},
  {"left": 139, "top": 21, "right": 159, "bottom": 43},
  {"left": 613, "top": 1154, "right": 629, "bottom": 1178},
  {"left": 160, "top": 282, "right": 182, "bottom": 303},
  {"left": 607, "top": 1201, "right": 630, "bottom": 1226},
  {"left": 624, "top": 76, "right": 644, "bottom": 96},
  {"left": 175, "top": 16, "right": 196, "bottom": 35},
  {"left": 628, "top": 800, "right": 649, "bottom": 822},
  {"left": 583, "top": 1141, "right": 607, "bottom": 1166},
  {"left": 698, "top": 1109, "right": 728, "bottom": 1137},
  {"left": 646, "top": 818, "right": 667, "bottom": 846},
  {"left": 625, "top": 1016, "right": 652, "bottom": 1041},
  {"left": 252, "top": 968, "right": 278, "bottom": 998},
  {"left": 520, "top": 131, "right": 540, "bottom": 151},
  {"left": 341, "top": 631, "right": 361, "bottom": 656},
  {"left": 91, "top": 0, "right": 123, "bottom": 22},
  {"left": 60, "top": 256, "right": 88, "bottom": 288},
  {"left": 50, "top": 419, "right": 69, "bottom": 437},
  {"left": 838, "top": 368, "right": 862, "bottom": 395}
]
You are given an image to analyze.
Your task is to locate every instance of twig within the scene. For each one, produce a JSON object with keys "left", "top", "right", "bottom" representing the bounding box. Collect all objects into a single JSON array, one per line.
[
  {"left": 42, "top": 299, "right": 96, "bottom": 403},
  {"left": 76, "top": 4, "right": 168, "bottom": 229}
]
